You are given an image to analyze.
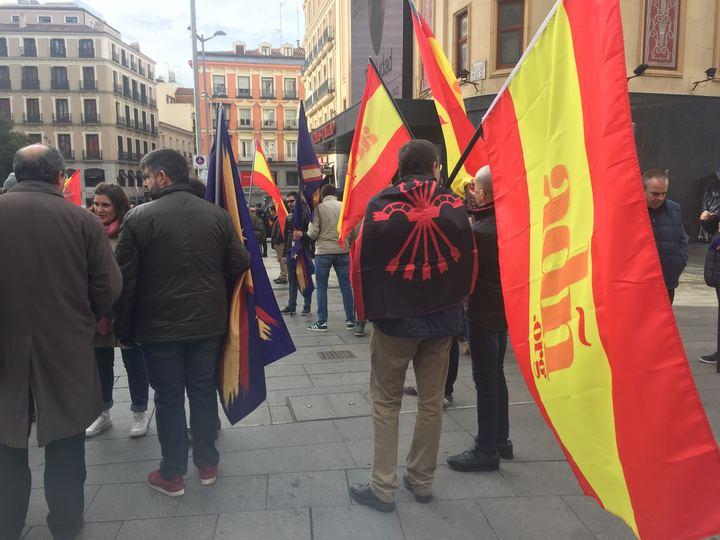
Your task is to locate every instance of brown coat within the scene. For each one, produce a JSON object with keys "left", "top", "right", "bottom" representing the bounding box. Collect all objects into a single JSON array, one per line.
[{"left": 0, "top": 181, "right": 122, "bottom": 447}]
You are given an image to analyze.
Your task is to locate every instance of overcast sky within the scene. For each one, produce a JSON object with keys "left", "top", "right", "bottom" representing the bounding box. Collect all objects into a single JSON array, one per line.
[{"left": 80, "top": 0, "right": 306, "bottom": 86}]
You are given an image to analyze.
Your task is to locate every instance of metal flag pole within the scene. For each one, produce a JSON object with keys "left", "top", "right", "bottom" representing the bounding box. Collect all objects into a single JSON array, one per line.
[
  {"left": 368, "top": 56, "right": 415, "bottom": 139},
  {"left": 213, "top": 102, "right": 223, "bottom": 205},
  {"left": 445, "top": 121, "right": 484, "bottom": 187},
  {"left": 190, "top": 0, "right": 202, "bottom": 158},
  {"left": 247, "top": 141, "right": 257, "bottom": 206}
]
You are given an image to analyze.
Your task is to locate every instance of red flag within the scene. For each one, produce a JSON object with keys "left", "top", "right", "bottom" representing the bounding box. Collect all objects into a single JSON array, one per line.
[
  {"left": 251, "top": 142, "right": 287, "bottom": 236},
  {"left": 62, "top": 169, "right": 82, "bottom": 206}
]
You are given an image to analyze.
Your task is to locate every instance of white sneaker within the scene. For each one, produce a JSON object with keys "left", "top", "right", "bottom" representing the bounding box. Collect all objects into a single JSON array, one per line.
[
  {"left": 85, "top": 410, "right": 112, "bottom": 437},
  {"left": 129, "top": 411, "right": 150, "bottom": 438}
]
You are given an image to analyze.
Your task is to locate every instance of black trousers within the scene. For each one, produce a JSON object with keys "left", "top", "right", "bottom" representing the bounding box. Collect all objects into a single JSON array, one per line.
[
  {"left": 0, "top": 432, "right": 86, "bottom": 540},
  {"left": 444, "top": 336, "right": 459, "bottom": 397}
]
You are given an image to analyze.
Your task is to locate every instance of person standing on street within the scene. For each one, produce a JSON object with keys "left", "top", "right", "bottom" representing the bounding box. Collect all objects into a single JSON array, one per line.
[
  {"left": 447, "top": 166, "right": 513, "bottom": 473},
  {"left": 270, "top": 203, "right": 288, "bottom": 284},
  {"left": 305, "top": 183, "right": 356, "bottom": 332},
  {"left": 644, "top": 169, "right": 688, "bottom": 304},
  {"left": 0, "top": 144, "right": 122, "bottom": 540},
  {"left": 249, "top": 206, "right": 267, "bottom": 257},
  {"left": 85, "top": 183, "right": 151, "bottom": 439},
  {"left": 280, "top": 192, "right": 313, "bottom": 316},
  {"left": 113, "top": 149, "right": 249, "bottom": 497}
]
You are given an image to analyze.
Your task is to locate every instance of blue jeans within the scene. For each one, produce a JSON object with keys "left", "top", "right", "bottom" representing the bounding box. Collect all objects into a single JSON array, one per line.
[
  {"left": 287, "top": 256, "right": 312, "bottom": 312},
  {"left": 467, "top": 322, "right": 509, "bottom": 454},
  {"left": 143, "top": 337, "right": 223, "bottom": 479},
  {"left": 95, "top": 346, "right": 149, "bottom": 412},
  {"left": 314, "top": 253, "right": 354, "bottom": 325}
]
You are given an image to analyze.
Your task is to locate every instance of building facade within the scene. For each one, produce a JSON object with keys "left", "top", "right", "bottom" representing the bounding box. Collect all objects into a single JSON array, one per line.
[
  {"left": 157, "top": 81, "right": 195, "bottom": 174},
  {"left": 194, "top": 41, "right": 305, "bottom": 197},
  {"left": 0, "top": 1, "right": 158, "bottom": 205}
]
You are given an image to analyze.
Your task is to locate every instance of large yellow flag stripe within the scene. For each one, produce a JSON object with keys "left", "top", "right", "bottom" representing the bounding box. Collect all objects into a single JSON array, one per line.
[{"left": 508, "top": 3, "right": 636, "bottom": 533}]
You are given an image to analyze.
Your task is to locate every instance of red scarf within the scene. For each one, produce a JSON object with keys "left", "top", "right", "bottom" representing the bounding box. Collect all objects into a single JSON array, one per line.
[{"left": 104, "top": 219, "right": 120, "bottom": 239}]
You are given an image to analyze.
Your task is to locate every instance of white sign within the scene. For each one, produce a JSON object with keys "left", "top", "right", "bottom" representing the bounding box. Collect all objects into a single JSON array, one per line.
[
  {"left": 193, "top": 155, "right": 207, "bottom": 169},
  {"left": 470, "top": 60, "right": 486, "bottom": 82}
]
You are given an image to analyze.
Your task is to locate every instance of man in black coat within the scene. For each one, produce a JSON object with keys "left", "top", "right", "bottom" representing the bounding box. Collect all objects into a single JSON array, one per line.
[
  {"left": 280, "top": 193, "right": 313, "bottom": 316},
  {"left": 447, "top": 165, "right": 512, "bottom": 473},
  {"left": 643, "top": 169, "right": 688, "bottom": 304},
  {"left": 114, "top": 149, "right": 249, "bottom": 497}
]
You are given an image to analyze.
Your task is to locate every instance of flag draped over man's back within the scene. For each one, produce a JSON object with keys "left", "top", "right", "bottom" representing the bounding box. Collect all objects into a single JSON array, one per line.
[
  {"left": 482, "top": 1, "right": 720, "bottom": 538},
  {"left": 251, "top": 141, "right": 287, "bottom": 237},
  {"left": 207, "top": 107, "right": 295, "bottom": 424},
  {"left": 337, "top": 60, "right": 412, "bottom": 244},
  {"left": 408, "top": 0, "right": 488, "bottom": 196}
]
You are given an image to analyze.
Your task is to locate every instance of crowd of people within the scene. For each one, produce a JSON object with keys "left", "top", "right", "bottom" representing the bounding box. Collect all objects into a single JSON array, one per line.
[{"left": 0, "top": 140, "right": 716, "bottom": 539}]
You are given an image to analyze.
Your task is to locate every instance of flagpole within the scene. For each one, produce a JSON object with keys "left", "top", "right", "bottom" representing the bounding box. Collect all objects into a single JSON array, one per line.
[
  {"left": 368, "top": 57, "right": 415, "bottom": 139},
  {"left": 445, "top": 122, "right": 484, "bottom": 187},
  {"left": 213, "top": 102, "right": 223, "bottom": 204},
  {"left": 247, "top": 141, "right": 256, "bottom": 206}
]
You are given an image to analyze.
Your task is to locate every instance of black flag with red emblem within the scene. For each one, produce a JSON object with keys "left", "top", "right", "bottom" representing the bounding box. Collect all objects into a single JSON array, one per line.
[{"left": 351, "top": 176, "right": 477, "bottom": 320}]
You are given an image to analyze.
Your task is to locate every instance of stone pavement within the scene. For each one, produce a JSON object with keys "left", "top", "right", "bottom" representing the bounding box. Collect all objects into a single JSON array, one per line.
[{"left": 20, "top": 244, "right": 720, "bottom": 539}]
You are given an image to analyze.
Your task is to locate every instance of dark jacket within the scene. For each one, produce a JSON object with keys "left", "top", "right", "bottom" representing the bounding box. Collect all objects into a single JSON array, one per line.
[
  {"left": 373, "top": 304, "right": 465, "bottom": 338},
  {"left": 649, "top": 199, "right": 688, "bottom": 290},
  {"left": 250, "top": 211, "right": 266, "bottom": 242},
  {"left": 0, "top": 181, "right": 122, "bottom": 447},
  {"left": 113, "top": 183, "right": 249, "bottom": 344},
  {"left": 466, "top": 204, "right": 507, "bottom": 331},
  {"left": 285, "top": 203, "right": 313, "bottom": 257},
  {"left": 705, "top": 233, "right": 720, "bottom": 288}
]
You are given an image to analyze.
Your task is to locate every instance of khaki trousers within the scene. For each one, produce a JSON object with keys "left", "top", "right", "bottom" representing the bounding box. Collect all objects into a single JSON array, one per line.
[
  {"left": 275, "top": 243, "right": 287, "bottom": 279},
  {"left": 369, "top": 325, "right": 451, "bottom": 502}
]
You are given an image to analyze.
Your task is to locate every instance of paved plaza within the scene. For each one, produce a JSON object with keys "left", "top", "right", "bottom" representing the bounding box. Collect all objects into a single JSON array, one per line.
[{"left": 19, "top": 245, "right": 720, "bottom": 539}]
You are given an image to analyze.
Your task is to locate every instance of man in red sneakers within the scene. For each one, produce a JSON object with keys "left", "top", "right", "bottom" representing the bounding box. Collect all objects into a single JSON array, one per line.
[{"left": 114, "top": 150, "right": 249, "bottom": 496}]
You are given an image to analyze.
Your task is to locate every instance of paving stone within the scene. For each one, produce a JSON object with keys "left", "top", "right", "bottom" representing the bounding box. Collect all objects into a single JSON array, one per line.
[
  {"left": 266, "top": 470, "right": 350, "bottom": 509},
  {"left": 287, "top": 394, "right": 336, "bottom": 421},
  {"left": 430, "top": 465, "right": 514, "bottom": 499},
  {"left": 214, "top": 508, "right": 310, "bottom": 540},
  {"left": 24, "top": 522, "right": 121, "bottom": 540},
  {"left": 220, "top": 404, "right": 271, "bottom": 428},
  {"left": 562, "top": 495, "right": 635, "bottom": 539},
  {"left": 326, "top": 392, "right": 372, "bottom": 417},
  {"left": 333, "top": 411, "right": 466, "bottom": 443},
  {"left": 83, "top": 434, "right": 161, "bottom": 466},
  {"left": 266, "top": 375, "right": 314, "bottom": 390},
  {"left": 309, "top": 372, "right": 370, "bottom": 387},
  {"left": 264, "top": 364, "right": 307, "bottom": 377},
  {"left": 84, "top": 482, "right": 179, "bottom": 521},
  {"left": 175, "top": 474, "right": 267, "bottom": 516},
  {"left": 269, "top": 405, "right": 294, "bottom": 424},
  {"left": 219, "top": 442, "right": 355, "bottom": 476},
  {"left": 216, "top": 419, "right": 341, "bottom": 453},
  {"left": 505, "top": 423, "right": 565, "bottom": 462},
  {"left": 303, "top": 361, "right": 371, "bottom": 374},
  {"left": 116, "top": 515, "right": 218, "bottom": 540},
  {"left": 312, "top": 505, "right": 405, "bottom": 540},
  {"left": 85, "top": 460, "right": 156, "bottom": 486},
  {"left": 396, "top": 499, "right": 498, "bottom": 539},
  {"left": 479, "top": 496, "right": 594, "bottom": 539},
  {"left": 25, "top": 485, "right": 100, "bottom": 525},
  {"left": 500, "top": 461, "right": 583, "bottom": 496},
  {"left": 265, "top": 384, "right": 368, "bottom": 406}
]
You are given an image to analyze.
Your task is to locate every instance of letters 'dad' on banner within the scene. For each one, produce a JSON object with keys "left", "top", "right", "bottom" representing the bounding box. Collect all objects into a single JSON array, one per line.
[{"left": 482, "top": 1, "right": 720, "bottom": 539}]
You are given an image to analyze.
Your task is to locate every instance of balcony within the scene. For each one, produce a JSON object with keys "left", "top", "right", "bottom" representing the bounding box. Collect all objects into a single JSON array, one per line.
[
  {"left": 123, "top": 87, "right": 131, "bottom": 99},
  {"left": 20, "top": 46, "right": 37, "bottom": 58},
  {"left": 236, "top": 88, "right": 251, "bottom": 99},
  {"left": 115, "top": 115, "right": 126, "bottom": 126},
  {"left": 52, "top": 113, "right": 72, "bottom": 124},
  {"left": 283, "top": 90, "right": 297, "bottom": 100},
  {"left": 264, "top": 152, "right": 276, "bottom": 161},
  {"left": 130, "top": 60, "right": 137, "bottom": 72},
  {"left": 301, "top": 26, "right": 335, "bottom": 74},
  {"left": 80, "top": 79, "right": 97, "bottom": 92},
  {"left": 132, "top": 90, "right": 140, "bottom": 102},
  {"left": 133, "top": 120, "right": 140, "bottom": 131},
  {"left": 79, "top": 47, "right": 95, "bottom": 59},
  {"left": 0, "top": 79, "right": 10, "bottom": 90},
  {"left": 304, "top": 94, "right": 315, "bottom": 110},
  {"left": 51, "top": 79, "right": 70, "bottom": 91},
  {"left": 22, "top": 113, "right": 43, "bottom": 124},
  {"left": 21, "top": 78, "right": 40, "bottom": 90},
  {"left": 262, "top": 120, "right": 276, "bottom": 130},
  {"left": 60, "top": 149, "right": 75, "bottom": 161},
  {"left": 113, "top": 83, "right": 123, "bottom": 96},
  {"left": 81, "top": 113, "right": 100, "bottom": 124},
  {"left": 284, "top": 119, "right": 298, "bottom": 130},
  {"left": 140, "top": 95, "right": 147, "bottom": 105},
  {"left": 212, "top": 85, "right": 227, "bottom": 98},
  {"left": 139, "top": 65, "right": 146, "bottom": 76},
  {"left": 50, "top": 47, "right": 66, "bottom": 58},
  {"left": 140, "top": 124, "right": 149, "bottom": 133},
  {"left": 237, "top": 120, "right": 252, "bottom": 130},
  {"left": 121, "top": 57, "right": 128, "bottom": 68},
  {"left": 149, "top": 97, "right": 157, "bottom": 109},
  {"left": 147, "top": 70, "right": 154, "bottom": 81},
  {"left": 83, "top": 149, "right": 103, "bottom": 161},
  {"left": 260, "top": 91, "right": 275, "bottom": 100},
  {"left": 317, "top": 78, "right": 335, "bottom": 101},
  {"left": 112, "top": 51, "right": 119, "bottom": 63},
  {"left": 118, "top": 151, "right": 138, "bottom": 163},
  {"left": 151, "top": 126, "right": 158, "bottom": 136}
]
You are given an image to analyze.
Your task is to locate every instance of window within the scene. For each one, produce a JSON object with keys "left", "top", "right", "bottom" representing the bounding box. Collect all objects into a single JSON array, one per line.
[
  {"left": 238, "top": 108, "right": 252, "bottom": 128},
  {"left": 51, "top": 67, "right": 69, "bottom": 90},
  {"left": 455, "top": 9, "right": 469, "bottom": 74},
  {"left": 25, "top": 98, "right": 40, "bottom": 122},
  {"left": 135, "top": 139, "right": 141, "bottom": 158},
  {"left": 22, "top": 38, "right": 36, "bottom": 58},
  {"left": 0, "top": 66, "right": 9, "bottom": 90},
  {"left": 239, "top": 139, "right": 253, "bottom": 160},
  {"left": 85, "top": 134, "right": 100, "bottom": 159},
  {"left": 152, "top": 143, "right": 156, "bottom": 150},
  {"left": 262, "top": 109, "right": 276, "bottom": 128},
  {"left": 496, "top": 0, "right": 524, "bottom": 69},
  {"left": 283, "top": 78, "right": 297, "bottom": 99},
  {"left": 83, "top": 99, "right": 97, "bottom": 122},
  {"left": 143, "top": 140, "right": 148, "bottom": 155},
  {"left": 38, "top": 16, "right": 52, "bottom": 23},
  {"left": 263, "top": 139, "right": 276, "bottom": 159},
  {"left": 124, "top": 105, "right": 131, "bottom": 126},
  {"left": 50, "top": 39, "right": 66, "bottom": 58},
  {"left": 237, "top": 76, "right": 251, "bottom": 98},
  {"left": 65, "top": 16, "right": 79, "bottom": 23},
  {"left": 261, "top": 77, "right": 274, "bottom": 98},
  {"left": 82, "top": 66, "right": 96, "bottom": 90},
  {"left": 27, "top": 133, "right": 42, "bottom": 144},
  {"left": 212, "top": 74, "right": 226, "bottom": 96},
  {"left": 79, "top": 39, "right": 95, "bottom": 58},
  {"left": 284, "top": 108, "right": 297, "bottom": 129},
  {"left": 285, "top": 140, "right": 297, "bottom": 159},
  {"left": 21, "top": 66, "right": 39, "bottom": 90},
  {"left": 643, "top": 0, "right": 681, "bottom": 70},
  {"left": 286, "top": 170, "right": 298, "bottom": 186},
  {"left": 126, "top": 137, "right": 132, "bottom": 157},
  {"left": 54, "top": 99, "right": 70, "bottom": 122},
  {"left": 261, "top": 46, "right": 271, "bottom": 55},
  {"left": 0, "top": 98, "right": 11, "bottom": 121},
  {"left": 0, "top": 38, "right": 7, "bottom": 57},
  {"left": 133, "top": 108, "right": 139, "bottom": 129},
  {"left": 57, "top": 134, "right": 72, "bottom": 159},
  {"left": 11, "top": 16, "right": 19, "bottom": 23}
]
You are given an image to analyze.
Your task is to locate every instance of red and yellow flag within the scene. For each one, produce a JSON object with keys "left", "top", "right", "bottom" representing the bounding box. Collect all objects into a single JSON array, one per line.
[
  {"left": 483, "top": 1, "right": 720, "bottom": 538},
  {"left": 337, "top": 61, "right": 412, "bottom": 243},
  {"left": 62, "top": 169, "right": 82, "bottom": 206},
  {"left": 408, "top": 0, "right": 488, "bottom": 196},
  {"left": 251, "top": 141, "right": 287, "bottom": 236}
]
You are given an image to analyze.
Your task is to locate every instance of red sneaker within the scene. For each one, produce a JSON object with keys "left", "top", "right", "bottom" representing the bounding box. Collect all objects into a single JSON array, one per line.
[
  {"left": 198, "top": 464, "right": 218, "bottom": 486},
  {"left": 147, "top": 470, "right": 185, "bottom": 497}
]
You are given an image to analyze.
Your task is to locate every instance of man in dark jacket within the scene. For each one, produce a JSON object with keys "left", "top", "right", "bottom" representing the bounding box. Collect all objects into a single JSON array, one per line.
[
  {"left": 447, "top": 165, "right": 513, "bottom": 473},
  {"left": 280, "top": 192, "right": 313, "bottom": 315},
  {"left": 0, "top": 144, "right": 122, "bottom": 539},
  {"left": 349, "top": 140, "right": 469, "bottom": 512},
  {"left": 114, "top": 149, "right": 249, "bottom": 497},
  {"left": 643, "top": 169, "right": 688, "bottom": 304}
]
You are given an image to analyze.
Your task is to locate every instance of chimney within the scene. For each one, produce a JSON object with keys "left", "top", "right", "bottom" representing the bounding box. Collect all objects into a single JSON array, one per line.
[{"left": 234, "top": 41, "right": 245, "bottom": 54}]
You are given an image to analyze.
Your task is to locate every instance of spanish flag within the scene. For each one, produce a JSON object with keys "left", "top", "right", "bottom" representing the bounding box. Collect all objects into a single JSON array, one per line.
[
  {"left": 483, "top": 1, "right": 720, "bottom": 538},
  {"left": 62, "top": 169, "right": 82, "bottom": 206},
  {"left": 337, "top": 60, "right": 412, "bottom": 244},
  {"left": 408, "top": 0, "right": 488, "bottom": 196},
  {"left": 251, "top": 141, "right": 288, "bottom": 236}
]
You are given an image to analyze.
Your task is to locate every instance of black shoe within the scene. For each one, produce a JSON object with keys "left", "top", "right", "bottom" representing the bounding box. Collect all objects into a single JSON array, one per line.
[
  {"left": 443, "top": 394, "right": 454, "bottom": 409},
  {"left": 301, "top": 308, "right": 311, "bottom": 316},
  {"left": 273, "top": 277, "right": 288, "bottom": 284},
  {"left": 280, "top": 306, "right": 295, "bottom": 317},
  {"left": 700, "top": 352, "right": 719, "bottom": 364},
  {"left": 447, "top": 447, "right": 500, "bottom": 472},
  {"left": 402, "top": 473, "right": 432, "bottom": 503},
  {"left": 497, "top": 439, "right": 514, "bottom": 460},
  {"left": 349, "top": 483, "right": 395, "bottom": 513}
]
